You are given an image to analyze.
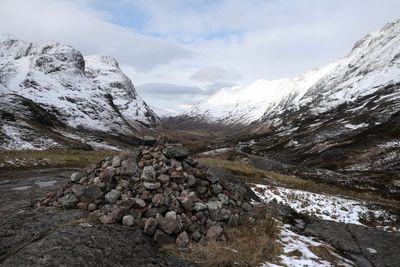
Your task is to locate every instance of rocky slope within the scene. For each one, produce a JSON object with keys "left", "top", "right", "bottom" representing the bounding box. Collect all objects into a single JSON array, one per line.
[
  {"left": 178, "top": 19, "right": 400, "bottom": 128},
  {"left": 0, "top": 36, "right": 159, "bottom": 150},
  {"left": 171, "top": 20, "right": 400, "bottom": 199}
]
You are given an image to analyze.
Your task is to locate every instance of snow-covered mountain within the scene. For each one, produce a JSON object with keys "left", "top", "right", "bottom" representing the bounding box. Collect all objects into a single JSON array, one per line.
[
  {"left": 0, "top": 36, "right": 159, "bottom": 149},
  {"left": 182, "top": 19, "right": 400, "bottom": 126}
]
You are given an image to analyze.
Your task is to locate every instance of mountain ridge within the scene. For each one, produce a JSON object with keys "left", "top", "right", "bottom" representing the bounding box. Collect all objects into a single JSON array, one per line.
[{"left": 0, "top": 36, "right": 159, "bottom": 150}]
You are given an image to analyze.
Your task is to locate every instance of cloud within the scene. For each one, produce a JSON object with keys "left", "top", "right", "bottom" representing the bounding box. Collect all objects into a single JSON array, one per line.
[
  {"left": 1, "top": 0, "right": 400, "bottom": 113},
  {"left": 0, "top": 0, "right": 193, "bottom": 71},
  {"left": 191, "top": 66, "right": 241, "bottom": 82},
  {"left": 136, "top": 83, "right": 205, "bottom": 96}
]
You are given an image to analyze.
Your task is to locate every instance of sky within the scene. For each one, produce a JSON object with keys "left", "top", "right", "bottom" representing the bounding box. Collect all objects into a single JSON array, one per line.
[{"left": 0, "top": 0, "right": 399, "bottom": 114}]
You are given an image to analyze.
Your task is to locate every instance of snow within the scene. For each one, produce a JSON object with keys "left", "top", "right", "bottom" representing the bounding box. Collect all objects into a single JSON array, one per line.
[
  {"left": 199, "top": 147, "right": 233, "bottom": 156},
  {"left": 1, "top": 123, "right": 59, "bottom": 150},
  {"left": 253, "top": 184, "right": 397, "bottom": 226},
  {"left": 263, "top": 225, "right": 355, "bottom": 267},
  {"left": 0, "top": 36, "right": 158, "bottom": 142},
  {"left": 187, "top": 19, "right": 400, "bottom": 126},
  {"left": 343, "top": 123, "right": 368, "bottom": 130},
  {"left": 186, "top": 62, "right": 337, "bottom": 124}
]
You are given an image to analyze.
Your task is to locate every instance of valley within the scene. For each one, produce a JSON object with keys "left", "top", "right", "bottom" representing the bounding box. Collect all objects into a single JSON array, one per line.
[{"left": 1, "top": 18, "right": 400, "bottom": 267}]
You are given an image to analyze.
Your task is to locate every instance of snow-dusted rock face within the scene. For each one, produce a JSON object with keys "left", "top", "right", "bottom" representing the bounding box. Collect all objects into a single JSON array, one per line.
[
  {"left": 183, "top": 19, "right": 400, "bottom": 126},
  {"left": 0, "top": 37, "right": 159, "bottom": 149}
]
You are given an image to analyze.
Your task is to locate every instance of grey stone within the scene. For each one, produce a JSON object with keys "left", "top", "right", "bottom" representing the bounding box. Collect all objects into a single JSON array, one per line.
[
  {"left": 79, "top": 185, "right": 103, "bottom": 203},
  {"left": 153, "top": 229, "right": 174, "bottom": 245},
  {"left": 105, "top": 189, "right": 121, "bottom": 204},
  {"left": 217, "top": 193, "right": 229, "bottom": 205},
  {"left": 141, "top": 166, "right": 156, "bottom": 181},
  {"left": 120, "top": 156, "right": 138, "bottom": 176},
  {"left": 187, "top": 175, "right": 197, "bottom": 187},
  {"left": 58, "top": 194, "right": 78, "bottom": 209},
  {"left": 70, "top": 172, "right": 81, "bottom": 182},
  {"left": 152, "top": 193, "right": 165, "bottom": 207},
  {"left": 193, "top": 202, "right": 207, "bottom": 211},
  {"left": 178, "top": 194, "right": 193, "bottom": 210},
  {"left": 144, "top": 181, "right": 161, "bottom": 190},
  {"left": 157, "top": 174, "right": 170, "bottom": 183},
  {"left": 162, "top": 146, "right": 190, "bottom": 159},
  {"left": 176, "top": 231, "right": 189, "bottom": 247},
  {"left": 144, "top": 218, "right": 158, "bottom": 236},
  {"left": 124, "top": 197, "right": 146, "bottom": 209},
  {"left": 88, "top": 203, "right": 97, "bottom": 211},
  {"left": 157, "top": 212, "right": 179, "bottom": 235},
  {"left": 122, "top": 215, "right": 135, "bottom": 226}
]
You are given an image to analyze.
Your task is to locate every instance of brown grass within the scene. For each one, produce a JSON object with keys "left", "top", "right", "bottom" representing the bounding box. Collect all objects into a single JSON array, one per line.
[
  {"left": 162, "top": 217, "right": 282, "bottom": 267},
  {"left": 0, "top": 149, "right": 116, "bottom": 170},
  {"left": 198, "top": 157, "right": 400, "bottom": 209}
]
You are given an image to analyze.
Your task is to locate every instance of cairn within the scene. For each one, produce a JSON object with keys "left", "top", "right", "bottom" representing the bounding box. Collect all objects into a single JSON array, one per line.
[{"left": 42, "top": 143, "right": 255, "bottom": 246}]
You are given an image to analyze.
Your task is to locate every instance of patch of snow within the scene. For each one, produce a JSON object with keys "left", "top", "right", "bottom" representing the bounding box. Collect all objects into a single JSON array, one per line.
[
  {"left": 343, "top": 123, "right": 368, "bottom": 130},
  {"left": 199, "top": 147, "right": 233, "bottom": 156},
  {"left": 253, "top": 184, "right": 397, "bottom": 226},
  {"left": 263, "top": 225, "right": 355, "bottom": 267}
]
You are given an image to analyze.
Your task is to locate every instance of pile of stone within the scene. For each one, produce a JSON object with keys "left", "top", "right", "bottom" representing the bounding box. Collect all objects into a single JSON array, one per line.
[{"left": 42, "top": 143, "right": 255, "bottom": 246}]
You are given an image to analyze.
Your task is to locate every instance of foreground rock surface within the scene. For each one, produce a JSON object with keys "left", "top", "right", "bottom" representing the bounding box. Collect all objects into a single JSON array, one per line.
[{"left": 0, "top": 207, "right": 195, "bottom": 266}]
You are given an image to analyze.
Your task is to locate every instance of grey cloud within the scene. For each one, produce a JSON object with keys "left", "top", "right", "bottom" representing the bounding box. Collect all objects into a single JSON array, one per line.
[
  {"left": 0, "top": 0, "right": 193, "bottom": 72},
  {"left": 191, "top": 66, "right": 241, "bottom": 82},
  {"left": 136, "top": 83, "right": 206, "bottom": 96}
]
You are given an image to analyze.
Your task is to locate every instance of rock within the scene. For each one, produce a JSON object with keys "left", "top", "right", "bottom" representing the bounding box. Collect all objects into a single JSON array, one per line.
[
  {"left": 105, "top": 189, "right": 121, "bottom": 204},
  {"left": 152, "top": 193, "right": 165, "bottom": 207},
  {"left": 71, "top": 184, "right": 84, "bottom": 197},
  {"left": 58, "top": 194, "right": 78, "bottom": 209},
  {"left": 144, "top": 218, "right": 158, "bottom": 236},
  {"left": 77, "top": 202, "right": 88, "bottom": 210},
  {"left": 176, "top": 231, "right": 189, "bottom": 247},
  {"left": 141, "top": 166, "right": 156, "bottom": 181},
  {"left": 242, "top": 203, "right": 252, "bottom": 211},
  {"left": 211, "top": 184, "right": 222, "bottom": 194},
  {"left": 71, "top": 172, "right": 81, "bottom": 182},
  {"left": 207, "top": 201, "right": 224, "bottom": 221},
  {"left": 122, "top": 215, "right": 135, "bottom": 226},
  {"left": 206, "top": 173, "right": 219, "bottom": 184},
  {"left": 158, "top": 212, "right": 179, "bottom": 235},
  {"left": 178, "top": 194, "right": 193, "bottom": 210},
  {"left": 193, "top": 203, "right": 207, "bottom": 211},
  {"left": 120, "top": 156, "right": 138, "bottom": 176},
  {"left": 88, "top": 203, "right": 97, "bottom": 211},
  {"left": 144, "top": 182, "right": 161, "bottom": 190},
  {"left": 119, "top": 179, "right": 129, "bottom": 189},
  {"left": 187, "top": 175, "right": 197, "bottom": 187},
  {"left": 217, "top": 193, "right": 229, "bottom": 205},
  {"left": 100, "top": 206, "right": 125, "bottom": 224},
  {"left": 206, "top": 225, "right": 223, "bottom": 241},
  {"left": 124, "top": 197, "right": 146, "bottom": 209},
  {"left": 154, "top": 229, "right": 174, "bottom": 245},
  {"left": 79, "top": 185, "right": 103, "bottom": 203},
  {"left": 191, "top": 230, "right": 202, "bottom": 241},
  {"left": 100, "top": 168, "right": 115, "bottom": 183},
  {"left": 196, "top": 186, "right": 208, "bottom": 194},
  {"left": 163, "top": 146, "right": 190, "bottom": 159}
]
